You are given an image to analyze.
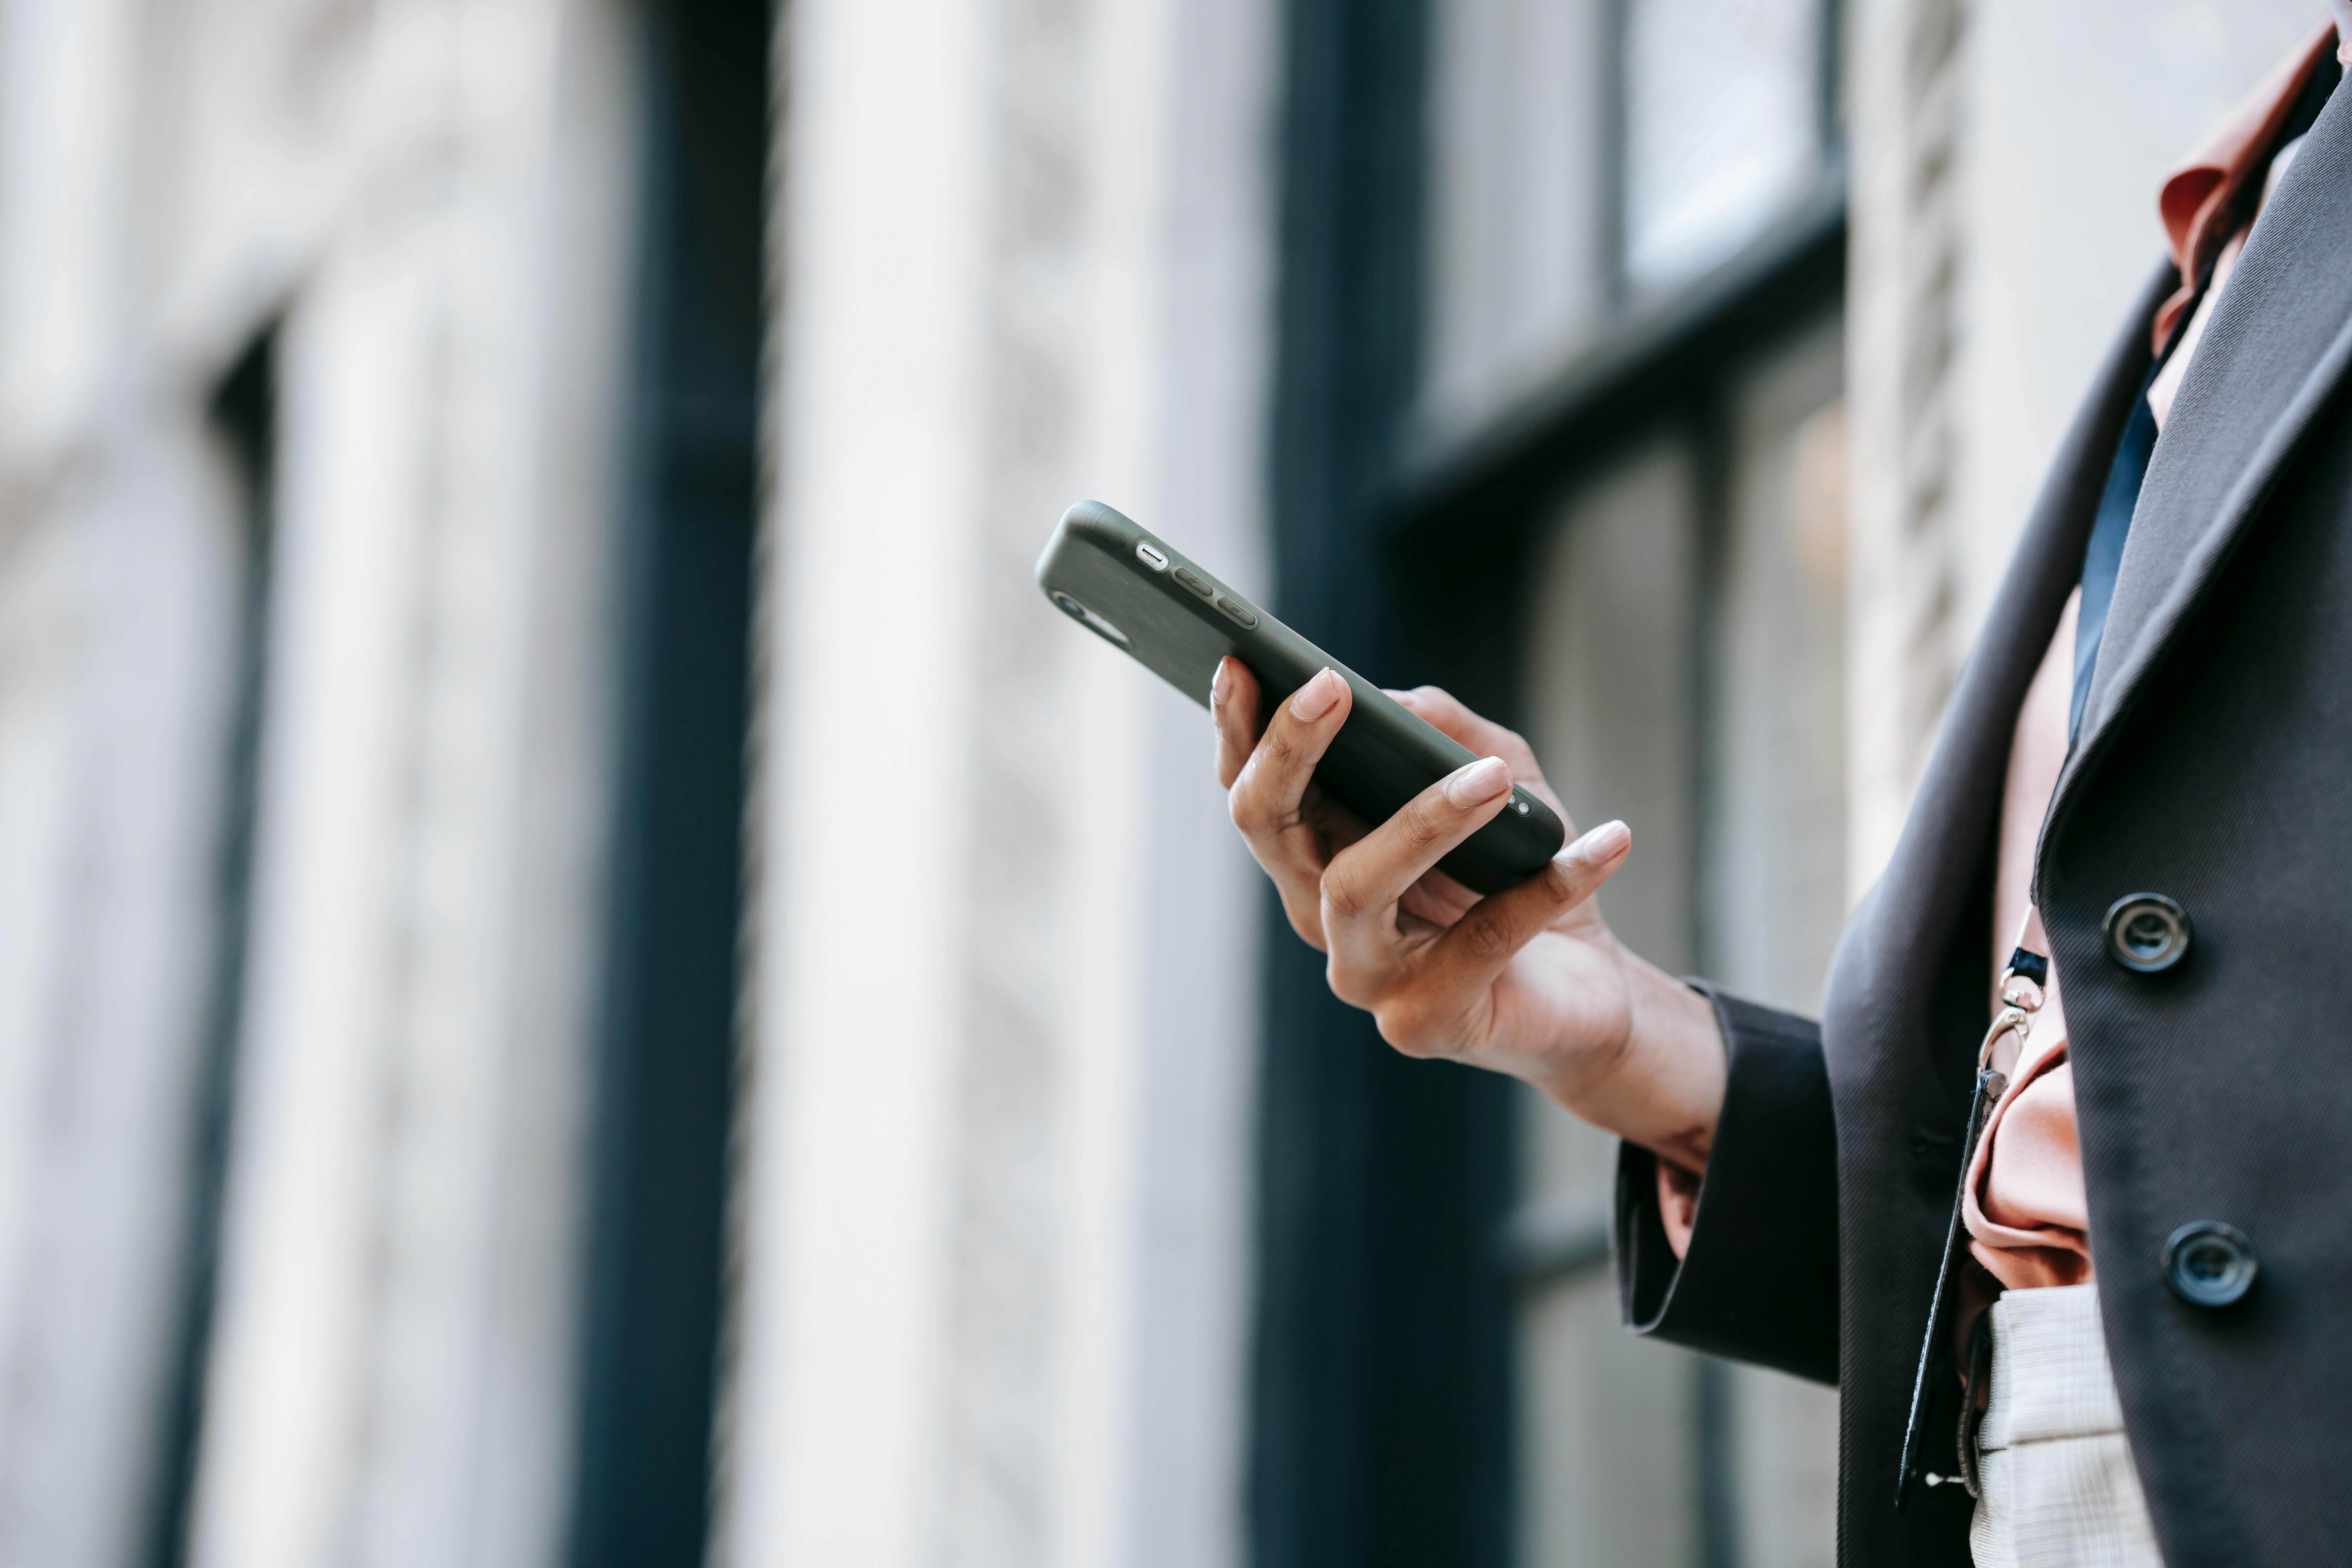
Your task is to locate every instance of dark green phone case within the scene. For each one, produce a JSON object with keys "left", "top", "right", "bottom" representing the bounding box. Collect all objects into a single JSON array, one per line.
[{"left": 1034, "top": 499, "right": 1566, "bottom": 894}]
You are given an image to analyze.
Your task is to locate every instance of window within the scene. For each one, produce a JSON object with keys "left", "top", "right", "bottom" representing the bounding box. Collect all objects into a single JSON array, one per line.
[
  {"left": 1424, "top": 0, "right": 1612, "bottom": 430},
  {"left": 1623, "top": 0, "right": 1829, "bottom": 290},
  {"left": 1511, "top": 321, "right": 1846, "bottom": 1568},
  {"left": 1257, "top": 1, "right": 1846, "bottom": 1564}
]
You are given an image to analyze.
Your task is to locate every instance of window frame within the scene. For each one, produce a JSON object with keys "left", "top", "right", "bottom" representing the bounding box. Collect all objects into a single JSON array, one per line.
[
  {"left": 568, "top": 2, "right": 771, "bottom": 1562},
  {"left": 1251, "top": 2, "right": 1847, "bottom": 1565}
]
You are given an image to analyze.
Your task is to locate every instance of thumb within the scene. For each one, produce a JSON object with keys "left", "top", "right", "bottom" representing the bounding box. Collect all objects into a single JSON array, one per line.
[{"left": 1427, "top": 820, "right": 1630, "bottom": 982}]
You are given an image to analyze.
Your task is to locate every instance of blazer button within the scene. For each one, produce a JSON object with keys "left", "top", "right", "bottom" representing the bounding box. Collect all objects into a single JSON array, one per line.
[
  {"left": 2103, "top": 893, "right": 2191, "bottom": 973},
  {"left": 2163, "top": 1221, "right": 2258, "bottom": 1308}
]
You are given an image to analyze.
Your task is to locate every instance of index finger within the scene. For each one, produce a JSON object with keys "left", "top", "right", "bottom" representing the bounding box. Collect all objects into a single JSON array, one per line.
[
  {"left": 1427, "top": 820, "right": 1630, "bottom": 990},
  {"left": 1387, "top": 685, "right": 1569, "bottom": 818},
  {"left": 1320, "top": 754, "right": 1517, "bottom": 945},
  {"left": 1385, "top": 685, "right": 1534, "bottom": 768},
  {"left": 1212, "top": 657, "right": 1260, "bottom": 788}
]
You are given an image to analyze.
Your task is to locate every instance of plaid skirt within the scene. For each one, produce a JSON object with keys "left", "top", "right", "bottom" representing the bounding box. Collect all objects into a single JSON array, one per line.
[{"left": 1969, "top": 1283, "right": 2161, "bottom": 1567}]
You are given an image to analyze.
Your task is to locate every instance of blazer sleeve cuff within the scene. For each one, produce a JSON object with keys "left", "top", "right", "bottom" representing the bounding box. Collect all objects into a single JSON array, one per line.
[{"left": 1613, "top": 983, "right": 1840, "bottom": 1385}]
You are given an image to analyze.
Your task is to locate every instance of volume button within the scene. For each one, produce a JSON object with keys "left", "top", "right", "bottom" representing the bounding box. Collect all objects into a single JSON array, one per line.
[
  {"left": 1172, "top": 566, "right": 1215, "bottom": 600},
  {"left": 1214, "top": 595, "right": 1258, "bottom": 630}
]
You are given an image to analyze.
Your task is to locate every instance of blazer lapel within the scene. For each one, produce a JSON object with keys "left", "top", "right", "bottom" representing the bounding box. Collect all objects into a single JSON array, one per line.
[
  {"left": 1852, "top": 264, "right": 2167, "bottom": 1086},
  {"left": 2049, "top": 80, "right": 2352, "bottom": 822}
]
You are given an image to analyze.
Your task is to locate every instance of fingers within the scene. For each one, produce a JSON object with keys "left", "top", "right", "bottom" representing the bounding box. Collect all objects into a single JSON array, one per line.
[
  {"left": 1211, "top": 657, "right": 1260, "bottom": 789},
  {"left": 1225, "top": 665, "right": 1355, "bottom": 946},
  {"left": 1321, "top": 753, "right": 1517, "bottom": 994},
  {"left": 1385, "top": 685, "right": 1528, "bottom": 762},
  {"left": 1424, "top": 820, "right": 1630, "bottom": 992},
  {"left": 1387, "top": 685, "right": 1566, "bottom": 815}
]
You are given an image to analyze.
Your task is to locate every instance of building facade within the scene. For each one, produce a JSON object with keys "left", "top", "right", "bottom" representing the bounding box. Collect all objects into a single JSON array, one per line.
[{"left": 0, "top": 0, "right": 2321, "bottom": 1565}]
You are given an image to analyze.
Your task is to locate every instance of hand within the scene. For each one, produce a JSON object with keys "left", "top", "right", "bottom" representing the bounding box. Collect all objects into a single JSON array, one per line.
[{"left": 1211, "top": 657, "right": 1726, "bottom": 1171}]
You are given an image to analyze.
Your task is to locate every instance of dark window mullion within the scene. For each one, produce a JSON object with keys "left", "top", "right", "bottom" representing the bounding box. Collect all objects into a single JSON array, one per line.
[
  {"left": 142, "top": 328, "right": 281, "bottom": 1568},
  {"left": 569, "top": 2, "right": 770, "bottom": 1563}
]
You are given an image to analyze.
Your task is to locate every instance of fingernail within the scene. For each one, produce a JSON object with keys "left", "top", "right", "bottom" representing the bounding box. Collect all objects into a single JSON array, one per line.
[
  {"left": 1446, "top": 755, "right": 1511, "bottom": 807},
  {"left": 1290, "top": 668, "right": 1343, "bottom": 721},
  {"left": 1569, "top": 820, "right": 1630, "bottom": 860},
  {"left": 1211, "top": 658, "right": 1232, "bottom": 707}
]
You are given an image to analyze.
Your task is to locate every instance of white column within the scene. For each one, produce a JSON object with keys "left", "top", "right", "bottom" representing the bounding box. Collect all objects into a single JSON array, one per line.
[
  {"left": 726, "top": 0, "right": 990, "bottom": 1561},
  {"left": 183, "top": 3, "right": 640, "bottom": 1566},
  {"left": 0, "top": 415, "right": 242, "bottom": 1568},
  {"left": 725, "top": 0, "right": 1277, "bottom": 1563},
  {"left": 0, "top": 2, "right": 249, "bottom": 1564}
]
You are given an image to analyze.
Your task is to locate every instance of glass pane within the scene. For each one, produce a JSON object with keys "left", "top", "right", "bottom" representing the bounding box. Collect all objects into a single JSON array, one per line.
[
  {"left": 1515, "top": 436, "right": 1706, "bottom": 1566},
  {"left": 1509, "top": 319, "right": 1846, "bottom": 1565},
  {"left": 1521, "top": 435, "right": 1700, "bottom": 977},
  {"left": 1424, "top": 0, "right": 1611, "bottom": 433},
  {"left": 1707, "top": 314, "right": 1846, "bottom": 1013},
  {"left": 1624, "top": 0, "right": 1822, "bottom": 290}
]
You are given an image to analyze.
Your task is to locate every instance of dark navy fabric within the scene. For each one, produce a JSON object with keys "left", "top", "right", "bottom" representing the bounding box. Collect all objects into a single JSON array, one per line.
[{"left": 2071, "top": 379, "right": 2158, "bottom": 742}]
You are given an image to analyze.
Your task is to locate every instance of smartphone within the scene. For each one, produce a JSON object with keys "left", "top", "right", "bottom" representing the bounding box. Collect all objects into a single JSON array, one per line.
[{"left": 1034, "top": 499, "right": 1566, "bottom": 894}]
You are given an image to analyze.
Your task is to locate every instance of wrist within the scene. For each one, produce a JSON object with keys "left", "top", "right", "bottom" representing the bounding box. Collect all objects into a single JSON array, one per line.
[{"left": 1536, "top": 956, "right": 1727, "bottom": 1172}]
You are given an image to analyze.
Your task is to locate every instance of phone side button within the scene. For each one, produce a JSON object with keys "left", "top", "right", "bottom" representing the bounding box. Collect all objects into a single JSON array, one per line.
[
  {"left": 1172, "top": 566, "right": 1216, "bottom": 599},
  {"left": 1214, "top": 595, "right": 1258, "bottom": 629}
]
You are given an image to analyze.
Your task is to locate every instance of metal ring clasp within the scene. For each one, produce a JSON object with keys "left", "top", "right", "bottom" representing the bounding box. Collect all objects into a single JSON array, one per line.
[{"left": 1976, "top": 956, "right": 2046, "bottom": 1071}]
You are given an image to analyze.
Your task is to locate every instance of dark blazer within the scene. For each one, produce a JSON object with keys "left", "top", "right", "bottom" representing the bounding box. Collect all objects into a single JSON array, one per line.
[{"left": 1614, "top": 75, "right": 2352, "bottom": 1566}]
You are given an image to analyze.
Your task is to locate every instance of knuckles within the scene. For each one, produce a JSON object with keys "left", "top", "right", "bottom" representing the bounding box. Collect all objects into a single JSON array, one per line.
[
  {"left": 1396, "top": 796, "right": 1449, "bottom": 851},
  {"left": 1372, "top": 995, "right": 1455, "bottom": 1059},
  {"left": 1281, "top": 897, "right": 1328, "bottom": 951},
  {"left": 1322, "top": 949, "right": 1378, "bottom": 1009},
  {"left": 1226, "top": 779, "right": 1268, "bottom": 834},
  {"left": 1315, "top": 796, "right": 1452, "bottom": 918},
  {"left": 1321, "top": 957, "right": 1461, "bottom": 1060},
  {"left": 1454, "top": 908, "right": 1518, "bottom": 965},
  {"left": 1227, "top": 763, "right": 1292, "bottom": 838},
  {"left": 1318, "top": 865, "right": 1370, "bottom": 922}
]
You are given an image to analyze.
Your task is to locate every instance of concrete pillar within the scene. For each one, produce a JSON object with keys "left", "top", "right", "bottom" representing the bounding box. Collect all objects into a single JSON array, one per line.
[
  {"left": 178, "top": 4, "right": 642, "bottom": 1565},
  {"left": 722, "top": 0, "right": 1279, "bottom": 1564}
]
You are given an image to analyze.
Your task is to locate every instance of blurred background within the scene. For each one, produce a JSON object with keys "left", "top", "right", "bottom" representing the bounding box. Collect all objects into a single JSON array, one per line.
[{"left": 0, "top": 0, "right": 2322, "bottom": 1564}]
